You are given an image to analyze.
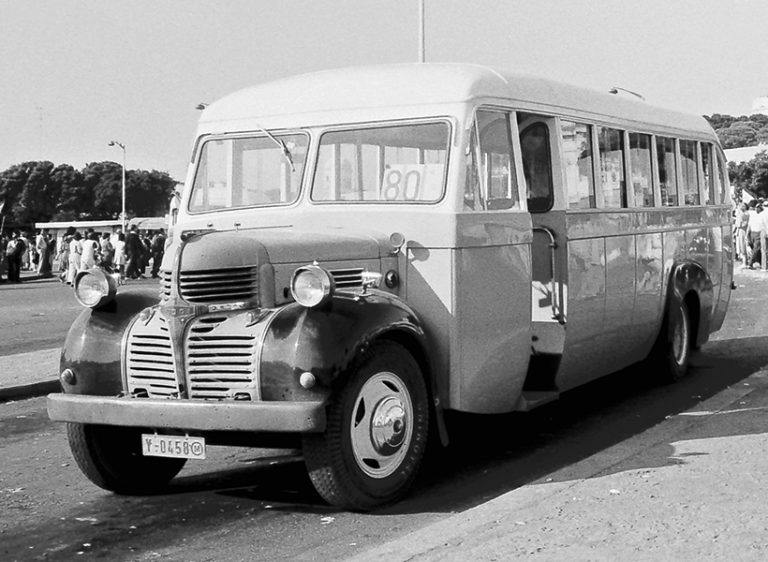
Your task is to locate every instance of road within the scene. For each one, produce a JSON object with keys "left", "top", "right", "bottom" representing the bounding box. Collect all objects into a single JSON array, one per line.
[{"left": 1, "top": 270, "right": 767, "bottom": 560}]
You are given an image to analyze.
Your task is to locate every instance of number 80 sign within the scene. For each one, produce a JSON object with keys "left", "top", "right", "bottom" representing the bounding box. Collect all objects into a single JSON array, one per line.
[{"left": 380, "top": 164, "right": 441, "bottom": 201}]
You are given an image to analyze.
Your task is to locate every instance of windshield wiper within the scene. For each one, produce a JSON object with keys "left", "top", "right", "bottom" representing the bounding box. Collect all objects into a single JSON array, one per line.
[{"left": 255, "top": 124, "right": 295, "bottom": 172}]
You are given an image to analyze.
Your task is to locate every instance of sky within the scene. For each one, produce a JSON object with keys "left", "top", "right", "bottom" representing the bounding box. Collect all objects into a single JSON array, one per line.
[{"left": 1, "top": 0, "right": 767, "bottom": 182}]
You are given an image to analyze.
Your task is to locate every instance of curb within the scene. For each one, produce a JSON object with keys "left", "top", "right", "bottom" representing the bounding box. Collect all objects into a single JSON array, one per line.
[{"left": 0, "top": 379, "right": 60, "bottom": 402}]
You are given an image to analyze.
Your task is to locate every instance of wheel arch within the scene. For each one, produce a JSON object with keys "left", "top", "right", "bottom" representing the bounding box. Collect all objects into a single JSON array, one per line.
[
  {"left": 667, "top": 260, "right": 713, "bottom": 348},
  {"left": 260, "top": 292, "right": 436, "bottom": 404}
]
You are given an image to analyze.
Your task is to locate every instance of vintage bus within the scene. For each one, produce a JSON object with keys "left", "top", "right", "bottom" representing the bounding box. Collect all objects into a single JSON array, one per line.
[{"left": 47, "top": 63, "right": 732, "bottom": 511}]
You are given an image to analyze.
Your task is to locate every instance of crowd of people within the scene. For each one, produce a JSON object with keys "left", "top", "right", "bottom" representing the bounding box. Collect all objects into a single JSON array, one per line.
[
  {"left": 0, "top": 225, "right": 166, "bottom": 284},
  {"left": 734, "top": 199, "right": 768, "bottom": 269}
]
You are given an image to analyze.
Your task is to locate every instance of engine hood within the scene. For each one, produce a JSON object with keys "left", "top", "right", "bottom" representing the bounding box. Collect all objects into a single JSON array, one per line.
[{"left": 178, "top": 227, "right": 385, "bottom": 270}]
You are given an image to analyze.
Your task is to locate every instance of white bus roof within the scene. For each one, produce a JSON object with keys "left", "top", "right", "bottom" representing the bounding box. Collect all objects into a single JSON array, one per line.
[{"left": 200, "top": 63, "right": 715, "bottom": 139}]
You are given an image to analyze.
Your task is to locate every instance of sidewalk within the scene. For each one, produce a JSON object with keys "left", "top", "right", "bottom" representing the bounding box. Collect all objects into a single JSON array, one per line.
[{"left": 0, "top": 348, "right": 61, "bottom": 401}]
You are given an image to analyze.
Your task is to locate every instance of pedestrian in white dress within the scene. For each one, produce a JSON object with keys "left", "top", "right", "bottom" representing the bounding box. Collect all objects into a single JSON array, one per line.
[{"left": 67, "top": 232, "right": 83, "bottom": 285}]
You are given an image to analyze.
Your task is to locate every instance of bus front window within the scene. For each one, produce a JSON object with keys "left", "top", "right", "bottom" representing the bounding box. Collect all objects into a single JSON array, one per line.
[
  {"left": 189, "top": 133, "right": 309, "bottom": 213},
  {"left": 311, "top": 121, "right": 450, "bottom": 203}
]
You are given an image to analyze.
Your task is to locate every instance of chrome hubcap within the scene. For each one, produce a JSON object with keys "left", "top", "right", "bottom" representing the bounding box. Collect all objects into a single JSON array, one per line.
[{"left": 350, "top": 372, "right": 413, "bottom": 479}]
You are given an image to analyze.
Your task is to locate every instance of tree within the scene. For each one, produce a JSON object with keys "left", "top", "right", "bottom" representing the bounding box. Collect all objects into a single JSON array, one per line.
[
  {"left": 51, "top": 164, "right": 85, "bottom": 221},
  {"left": 0, "top": 160, "right": 179, "bottom": 227},
  {"left": 15, "top": 161, "right": 59, "bottom": 224},
  {"left": 729, "top": 151, "right": 768, "bottom": 200},
  {"left": 127, "top": 169, "right": 177, "bottom": 218}
]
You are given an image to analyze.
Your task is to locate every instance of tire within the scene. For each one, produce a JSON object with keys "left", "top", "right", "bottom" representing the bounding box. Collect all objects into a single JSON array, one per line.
[
  {"left": 651, "top": 296, "right": 692, "bottom": 383},
  {"left": 67, "top": 423, "right": 186, "bottom": 494},
  {"left": 302, "top": 341, "right": 429, "bottom": 511}
]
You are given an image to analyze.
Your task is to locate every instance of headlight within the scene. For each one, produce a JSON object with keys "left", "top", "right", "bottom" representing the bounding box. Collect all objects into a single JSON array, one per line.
[
  {"left": 73, "top": 268, "right": 118, "bottom": 309},
  {"left": 290, "top": 264, "right": 334, "bottom": 307}
]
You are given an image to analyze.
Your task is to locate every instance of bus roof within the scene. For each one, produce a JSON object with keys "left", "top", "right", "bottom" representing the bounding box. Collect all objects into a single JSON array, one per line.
[{"left": 200, "top": 63, "right": 714, "bottom": 138}]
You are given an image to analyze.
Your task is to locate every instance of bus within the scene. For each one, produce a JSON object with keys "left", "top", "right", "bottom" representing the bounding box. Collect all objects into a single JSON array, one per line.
[{"left": 47, "top": 63, "right": 732, "bottom": 511}]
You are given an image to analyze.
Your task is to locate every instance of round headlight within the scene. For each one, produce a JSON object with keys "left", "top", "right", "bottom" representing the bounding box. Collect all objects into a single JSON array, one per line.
[
  {"left": 290, "top": 265, "right": 334, "bottom": 308},
  {"left": 73, "top": 268, "right": 117, "bottom": 309}
]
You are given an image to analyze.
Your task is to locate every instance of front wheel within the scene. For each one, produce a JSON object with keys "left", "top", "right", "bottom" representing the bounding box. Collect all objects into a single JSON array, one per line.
[
  {"left": 302, "top": 341, "right": 429, "bottom": 511},
  {"left": 67, "top": 423, "right": 186, "bottom": 494}
]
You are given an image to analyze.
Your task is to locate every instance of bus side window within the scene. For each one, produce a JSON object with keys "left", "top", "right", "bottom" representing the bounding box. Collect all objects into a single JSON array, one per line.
[
  {"left": 680, "top": 139, "right": 700, "bottom": 205},
  {"left": 520, "top": 122, "right": 554, "bottom": 213},
  {"left": 657, "top": 136, "right": 678, "bottom": 206},
  {"left": 700, "top": 142, "right": 716, "bottom": 205},
  {"left": 475, "top": 109, "right": 520, "bottom": 211},
  {"left": 715, "top": 149, "right": 728, "bottom": 205},
  {"left": 597, "top": 126, "right": 626, "bottom": 208},
  {"left": 562, "top": 120, "right": 595, "bottom": 209}
]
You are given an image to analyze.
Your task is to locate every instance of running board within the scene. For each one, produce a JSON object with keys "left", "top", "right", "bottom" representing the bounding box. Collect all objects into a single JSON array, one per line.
[{"left": 515, "top": 390, "right": 560, "bottom": 412}]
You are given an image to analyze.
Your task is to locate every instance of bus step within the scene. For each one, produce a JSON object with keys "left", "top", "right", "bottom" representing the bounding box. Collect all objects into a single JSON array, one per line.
[{"left": 515, "top": 390, "right": 560, "bottom": 412}]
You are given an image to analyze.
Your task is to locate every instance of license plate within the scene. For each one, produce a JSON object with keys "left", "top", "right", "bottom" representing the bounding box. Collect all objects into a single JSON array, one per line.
[{"left": 141, "top": 433, "right": 206, "bottom": 460}]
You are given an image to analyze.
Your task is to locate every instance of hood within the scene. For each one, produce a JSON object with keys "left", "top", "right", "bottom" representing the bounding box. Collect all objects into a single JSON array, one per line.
[{"left": 179, "top": 227, "right": 384, "bottom": 270}]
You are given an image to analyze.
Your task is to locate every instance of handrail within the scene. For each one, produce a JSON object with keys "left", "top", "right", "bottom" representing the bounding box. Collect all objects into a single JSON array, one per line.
[{"left": 532, "top": 226, "right": 564, "bottom": 323}]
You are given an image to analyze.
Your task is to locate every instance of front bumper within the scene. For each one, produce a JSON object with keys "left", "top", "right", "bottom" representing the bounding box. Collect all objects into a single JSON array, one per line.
[{"left": 47, "top": 393, "right": 326, "bottom": 433}]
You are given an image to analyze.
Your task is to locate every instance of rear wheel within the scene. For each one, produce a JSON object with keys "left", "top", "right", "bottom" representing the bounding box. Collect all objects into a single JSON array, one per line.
[
  {"left": 302, "top": 341, "right": 429, "bottom": 511},
  {"left": 651, "top": 296, "right": 692, "bottom": 383},
  {"left": 67, "top": 423, "right": 186, "bottom": 494}
]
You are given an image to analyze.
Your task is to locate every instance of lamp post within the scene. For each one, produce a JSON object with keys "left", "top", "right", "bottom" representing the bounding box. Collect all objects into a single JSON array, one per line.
[{"left": 108, "top": 140, "right": 126, "bottom": 233}]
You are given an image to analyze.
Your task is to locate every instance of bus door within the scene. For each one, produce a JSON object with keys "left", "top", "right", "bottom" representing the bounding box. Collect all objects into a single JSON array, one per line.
[{"left": 516, "top": 113, "right": 567, "bottom": 399}]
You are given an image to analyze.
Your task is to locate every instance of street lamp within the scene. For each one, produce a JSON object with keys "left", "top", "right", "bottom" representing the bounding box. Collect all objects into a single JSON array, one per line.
[{"left": 108, "top": 140, "right": 126, "bottom": 233}]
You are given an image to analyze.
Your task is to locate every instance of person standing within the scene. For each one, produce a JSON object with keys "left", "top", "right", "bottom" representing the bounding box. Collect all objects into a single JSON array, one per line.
[
  {"left": 36, "top": 229, "right": 52, "bottom": 277},
  {"left": 67, "top": 232, "right": 82, "bottom": 284},
  {"left": 748, "top": 202, "right": 766, "bottom": 268},
  {"left": 125, "top": 225, "right": 142, "bottom": 279},
  {"left": 80, "top": 231, "right": 100, "bottom": 271},
  {"left": 99, "top": 232, "right": 115, "bottom": 270},
  {"left": 57, "top": 233, "right": 71, "bottom": 282},
  {"left": 150, "top": 229, "right": 166, "bottom": 278},
  {"left": 114, "top": 232, "right": 127, "bottom": 283},
  {"left": 5, "top": 231, "right": 26, "bottom": 282}
]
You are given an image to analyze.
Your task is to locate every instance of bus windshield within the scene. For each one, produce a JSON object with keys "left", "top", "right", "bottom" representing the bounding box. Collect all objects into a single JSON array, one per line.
[
  {"left": 311, "top": 121, "right": 450, "bottom": 203},
  {"left": 189, "top": 132, "right": 309, "bottom": 213}
]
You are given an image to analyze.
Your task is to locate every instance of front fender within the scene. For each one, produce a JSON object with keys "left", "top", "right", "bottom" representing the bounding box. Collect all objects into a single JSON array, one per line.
[
  {"left": 669, "top": 261, "right": 714, "bottom": 347},
  {"left": 60, "top": 289, "right": 160, "bottom": 396},
  {"left": 259, "top": 291, "right": 428, "bottom": 402}
]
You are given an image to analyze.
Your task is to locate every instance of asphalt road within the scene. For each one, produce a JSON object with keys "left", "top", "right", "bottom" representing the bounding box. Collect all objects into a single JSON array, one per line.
[
  {"left": 1, "top": 269, "right": 767, "bottom": 560},
  {"left": 0, "top": 274, "right": 157, "bottom": 357}
]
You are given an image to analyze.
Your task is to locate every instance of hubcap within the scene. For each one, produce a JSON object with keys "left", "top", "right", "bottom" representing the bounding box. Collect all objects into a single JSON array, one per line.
[{"left": 350, "top": 372, "right": 413, "bottom": 479}]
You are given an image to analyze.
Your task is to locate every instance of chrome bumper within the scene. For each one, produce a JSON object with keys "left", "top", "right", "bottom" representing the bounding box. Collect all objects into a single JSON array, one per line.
[{"left": 47, "top": 393, "right": 326, "bottom": 433}]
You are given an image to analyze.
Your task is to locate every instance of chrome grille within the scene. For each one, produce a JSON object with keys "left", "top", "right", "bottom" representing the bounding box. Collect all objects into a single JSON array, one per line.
[
  {"left": 159, "top": 270, "right": 172, "bottom": 300},
  {"left": 126, "top": 314, "right": 181, "bottom": 398},
  {"left": 331, "top": 268, "right": 364, "bottom": 289},
  {"left": 185, "top": 315, "right": 260, "bottom": 400},
  {"left": 179, "top": 266, "right": 259, "bottom": 304}
]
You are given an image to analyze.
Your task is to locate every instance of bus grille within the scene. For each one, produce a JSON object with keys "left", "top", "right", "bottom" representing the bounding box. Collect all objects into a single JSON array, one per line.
[
  {"left": 331, "top": 268, "right": 364, "bottom": 289},
  {"left": 126, "top": 315, "right": 180, "bottom": 398},
  {"left": 184, "top": 315, "right": 260, "bottom": 400},
  {"left": 179, "top": 266, "right": 259, "bottom": 304},
  {"left": 159, "top": 270, "right": 172, "bottom": 300}
]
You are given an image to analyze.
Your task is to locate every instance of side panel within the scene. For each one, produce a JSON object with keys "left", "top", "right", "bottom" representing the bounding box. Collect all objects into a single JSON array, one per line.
[
  {"left": 604, "top": 234, "right": 639, "bottom": 368},
  {"left": 455, "top": 243, "right": 531, "bottom": 413},
  {"left": 633, "top": 232, "right": 664, "bottom": 353},
  {"left": 557, "top": 237, "right": 606, "bottom": 390}
]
